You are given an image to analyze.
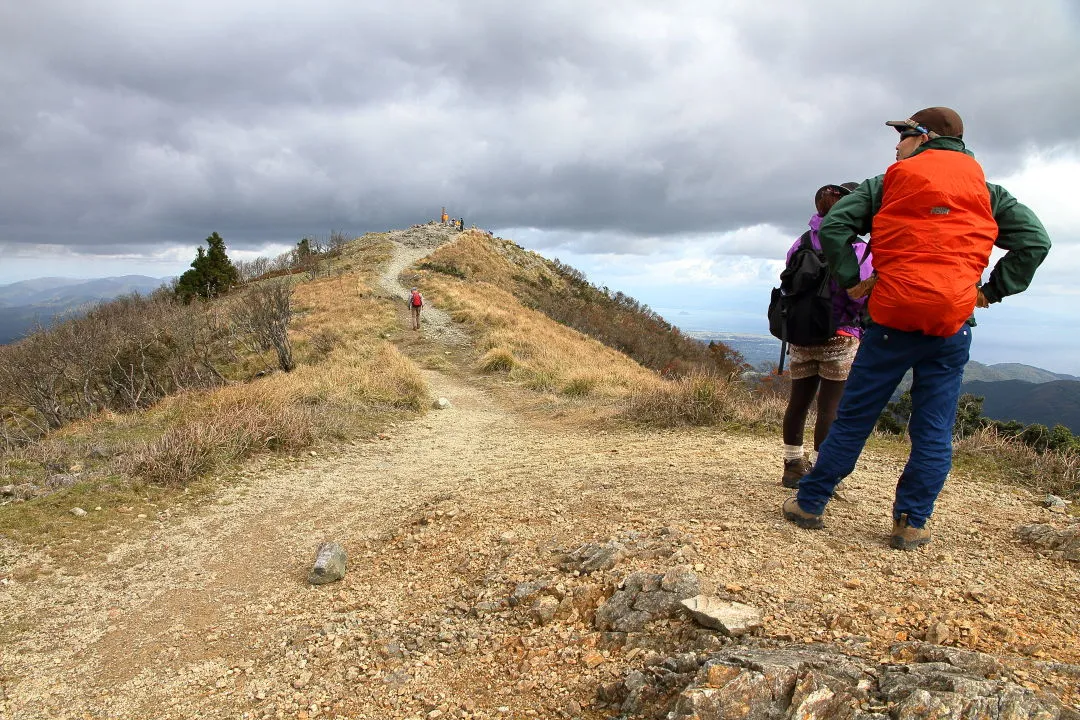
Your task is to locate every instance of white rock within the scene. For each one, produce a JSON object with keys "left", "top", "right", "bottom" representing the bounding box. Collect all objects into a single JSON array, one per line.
[
  {"left": 681, "top": 595, "right": 762, "bottom": 636},
  {"left": 71, "top": 507, "right": 88, "bottom": 517},
  {"left": 433, "top": 397, "right": 452, "bottom": 410}
]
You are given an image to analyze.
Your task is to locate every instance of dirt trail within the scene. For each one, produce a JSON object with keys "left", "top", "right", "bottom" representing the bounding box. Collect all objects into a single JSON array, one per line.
[{"left": 1, "top": 237, "right": 1078, "bottom": 719}]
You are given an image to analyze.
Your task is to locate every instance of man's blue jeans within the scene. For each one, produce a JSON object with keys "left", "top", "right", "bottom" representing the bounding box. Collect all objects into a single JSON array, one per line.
[{"left": 796, "top": 323, "right": 972, "bottom": 528}]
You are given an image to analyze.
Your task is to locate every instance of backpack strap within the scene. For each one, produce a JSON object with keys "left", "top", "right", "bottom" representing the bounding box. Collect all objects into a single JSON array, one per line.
[{"left": 798, "top": 230, "right": 812, "bottom": 250}]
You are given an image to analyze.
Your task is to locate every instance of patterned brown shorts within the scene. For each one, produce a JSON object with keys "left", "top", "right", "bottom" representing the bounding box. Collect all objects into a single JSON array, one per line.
[{"left": 788, "top": 336, "right": 860, "bottom": 382}]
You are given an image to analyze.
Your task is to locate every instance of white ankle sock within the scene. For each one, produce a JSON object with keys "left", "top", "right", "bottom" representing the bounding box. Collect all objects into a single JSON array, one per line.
[{"left": 783, "top": 444, "right": 804, "bottom": 462}]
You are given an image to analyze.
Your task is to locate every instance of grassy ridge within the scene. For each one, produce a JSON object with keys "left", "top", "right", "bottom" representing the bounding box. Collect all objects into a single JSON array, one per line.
[
  {"left": 0, "top": 238, "right": 429, "bottom": 546},
  {"left": 416, "top": 231, "right": 746, "bottom": 378}
]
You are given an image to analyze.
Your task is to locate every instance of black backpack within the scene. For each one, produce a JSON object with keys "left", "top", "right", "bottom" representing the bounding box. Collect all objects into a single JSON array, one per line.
[{"left": 768, "top": 231, "right": 835, "bottom": 347}]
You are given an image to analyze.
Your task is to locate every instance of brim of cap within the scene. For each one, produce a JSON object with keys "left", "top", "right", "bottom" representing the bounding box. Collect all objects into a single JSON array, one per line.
[{"left": 885, "top": 120, "right": 915, "bottom": 132}]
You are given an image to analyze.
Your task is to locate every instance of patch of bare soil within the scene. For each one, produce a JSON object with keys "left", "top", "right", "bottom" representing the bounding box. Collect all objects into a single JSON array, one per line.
[{"left": 1, "top": 237, "right": 1077, "bottom": 720}]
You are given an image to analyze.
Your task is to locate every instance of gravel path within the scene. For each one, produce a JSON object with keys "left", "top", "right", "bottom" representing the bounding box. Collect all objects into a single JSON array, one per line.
[
  {"left": 379, "top": 225, "right": 469, "bottom": 346},
  {"left": 1, "top": 236, "right": 1077, "bottom": 719}
]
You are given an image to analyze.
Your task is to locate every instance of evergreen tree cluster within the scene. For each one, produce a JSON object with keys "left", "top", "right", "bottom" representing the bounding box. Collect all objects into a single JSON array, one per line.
[{"left": 175, "top": 232, "right": 240, "bottom": 303}]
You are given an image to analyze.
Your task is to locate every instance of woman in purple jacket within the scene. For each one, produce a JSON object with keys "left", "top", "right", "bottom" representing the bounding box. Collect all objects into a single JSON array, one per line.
[{"left": 781, "top": 183, "right": 874, "bottom": 488}]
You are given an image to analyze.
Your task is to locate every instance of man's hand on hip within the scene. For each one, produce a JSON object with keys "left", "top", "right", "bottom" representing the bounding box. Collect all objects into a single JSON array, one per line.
[{"left": 847, "top": 275, "right": 878, "bottom": 300}]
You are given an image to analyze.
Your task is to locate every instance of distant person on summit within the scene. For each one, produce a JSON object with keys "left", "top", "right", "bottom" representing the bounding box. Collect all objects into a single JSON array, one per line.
[
  {"left": 782, "top": 107, "right": 1050, "bottom": 550},
  {"left": 408, "top": 287, "right": 423, "bottom": 331},
  {"left": 779, "top": 182, "right": 873, "bottom": 489}
]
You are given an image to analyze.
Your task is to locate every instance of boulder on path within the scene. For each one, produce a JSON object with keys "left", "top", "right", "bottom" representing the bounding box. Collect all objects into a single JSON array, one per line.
[
  {"left": 1017, "top": 523, "right": 1080, "bottom": 562},
  {"left": 308, "top": 541, "right": 347, "bottom": 585},
  {"left": 608, "top": 643, "right": 1076, "bottom": 720},
  {"left": 594, "top": 567, "right": 700, "bottom": 633},
  {"left": 680, "top": 595, "right": 762, "bottom": 637},
  {"left": 561, "top": 540, "right": 628, "bottom": 574}
]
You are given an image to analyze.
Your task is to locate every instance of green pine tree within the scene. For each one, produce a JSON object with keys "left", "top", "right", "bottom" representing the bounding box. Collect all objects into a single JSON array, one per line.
[{"left": 175, "top": 232, "right": 240, "bottom": 303}]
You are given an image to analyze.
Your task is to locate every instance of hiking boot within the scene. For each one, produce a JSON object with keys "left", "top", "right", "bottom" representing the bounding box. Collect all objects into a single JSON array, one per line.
[
  {"left": 782, "top": 496, "right": 824, "bottom": 530},
  {"left": 890, "top": 514, "right": 931, "bottom": 550},
  {"left": 781, "top": 458, "right": 810, "bottom": 489}
]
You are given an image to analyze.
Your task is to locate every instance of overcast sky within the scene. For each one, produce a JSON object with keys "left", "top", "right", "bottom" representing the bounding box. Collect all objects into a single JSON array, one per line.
[{"left": 2, "top": 1, "right": 1079, "bottom": 370}]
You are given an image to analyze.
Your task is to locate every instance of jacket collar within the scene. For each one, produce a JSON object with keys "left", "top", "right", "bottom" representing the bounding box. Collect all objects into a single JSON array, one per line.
[{"left": 909, "top": 136, "right": 973, "bottom": 158}]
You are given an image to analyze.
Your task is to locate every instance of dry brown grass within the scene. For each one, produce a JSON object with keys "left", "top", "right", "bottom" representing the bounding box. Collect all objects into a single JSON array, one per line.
[
  {"left": 954, "top": 425, "right": 1080, "bottom": 499},
  {"left": 419, "top": 272, "right": 658, "bottom": 398},
  {"left": 623, "top": 373, "right": 786, "bottom": 428},
  {"left": 0, "top": 238, "right": 428, "bottom": 510},
  {"left": 419, "top": 230, "right": 558, "bottom": 289}
]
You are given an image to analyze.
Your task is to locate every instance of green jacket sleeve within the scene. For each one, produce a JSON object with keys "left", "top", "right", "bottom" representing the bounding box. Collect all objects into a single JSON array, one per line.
[
  {"left": 981, "top": 183, "right": 1051, "bottom": 304},
  {"left": 818, "top": 176, "right": 883, "bottom": 288}
]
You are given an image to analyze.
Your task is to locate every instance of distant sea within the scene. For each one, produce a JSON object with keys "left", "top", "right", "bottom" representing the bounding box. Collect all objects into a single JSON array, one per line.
[{"left": 686, "top": 331, "right": 783, "bottom": 371}]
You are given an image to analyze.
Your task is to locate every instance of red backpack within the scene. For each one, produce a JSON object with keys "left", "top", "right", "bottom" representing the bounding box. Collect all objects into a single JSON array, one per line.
[{"left": 410, "top": 291, "right": 423, "bottom": 307}]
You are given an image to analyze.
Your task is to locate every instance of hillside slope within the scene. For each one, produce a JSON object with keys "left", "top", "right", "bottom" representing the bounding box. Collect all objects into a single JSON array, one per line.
[
  {"left": 1, "top": 228, "right": 1077, "bottom": 719},
  {"left": 964, "top": 379, "right": 1080, "bottom": 433}
]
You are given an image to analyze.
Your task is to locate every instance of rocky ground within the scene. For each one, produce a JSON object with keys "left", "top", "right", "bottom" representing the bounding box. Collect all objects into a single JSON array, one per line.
[{"left": 1, "top": 231, "right": 1077, "bottom": 720}]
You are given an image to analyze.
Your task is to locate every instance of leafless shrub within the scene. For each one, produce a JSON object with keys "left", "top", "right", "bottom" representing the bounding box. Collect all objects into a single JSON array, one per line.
[
  {"left": 0, "top": 294, "right": 233, "bottom": 447},
  {"left": 309, "top": 328, "right": 342, "bottom": 359},
  {"left": 233, "top": 281, "right": 295, "bottom": 372},
  {"left": 235, "top": 256, "right": 272, "bottom": 282},
  {"left": 328, "top": 229, "right": 351, "bottom": 252},
  {"left": 123, "top": 393, "right": 315, "bottom": 486},
  {"left": 954, "top": 425, "right": 1080, "bottom": 498}
]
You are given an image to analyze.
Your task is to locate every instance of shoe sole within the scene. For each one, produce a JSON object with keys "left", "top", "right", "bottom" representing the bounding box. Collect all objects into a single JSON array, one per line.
[
  {"left": 783, "top": 510, "right": 824, "bottom": 530},
  {"left": 890, "top": 536, "right": 931, "bottom": 551},
  {"left": 781, "top": 477, "right": 800, "bottom": 489}
]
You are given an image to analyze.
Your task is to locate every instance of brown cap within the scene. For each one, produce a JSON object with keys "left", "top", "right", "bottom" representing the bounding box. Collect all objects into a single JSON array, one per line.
[{"left": 885, "top": 107, "right": 963, "bottom": 139}]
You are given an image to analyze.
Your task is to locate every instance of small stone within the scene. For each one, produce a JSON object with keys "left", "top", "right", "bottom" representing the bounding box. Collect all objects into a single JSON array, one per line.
[
  {"left": 925, "top": 622, "right": 951, "bottom": 645},
  {"left": 1044, "top": 494, "right": 1068, "bottom": 508},
  {"left": 309, "top": 451, "right": 317, "bottom": 457},
  {"left": 500, "top": 531, "right": 518, "bottom": 544},
  {"left": 842, "top": 579, "right": 862, "bottom": 590},
  {"left": 583, "top": 650, "right": 606, "bottom": 669},
  {"left": 71, "top": 507, "right": 88, "bottom": 517},
  {"left": 681, "top": 595, "right": 762, "bottom": 636},
  {"left": 531, "top": 596, "right": 559, "bottom": 625},
  {"left": 308, "top": 542, "right": 347, "bottom": 585},
  {"left": 433, "top": 397, "right": 452, "bottom": 410},
  {"left": 1, "top": 485, "right": 15, "bottom": 496}
]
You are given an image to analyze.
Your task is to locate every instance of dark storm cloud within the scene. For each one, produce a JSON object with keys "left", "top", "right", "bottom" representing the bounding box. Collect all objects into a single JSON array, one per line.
[{"left": 1, "top": 0, "right": 1078, "bottom": 258}]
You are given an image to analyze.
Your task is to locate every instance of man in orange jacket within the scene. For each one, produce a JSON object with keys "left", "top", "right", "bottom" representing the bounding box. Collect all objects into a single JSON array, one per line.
[{"left": 782, "top": 107, "right": 1051, "bottom": 550}]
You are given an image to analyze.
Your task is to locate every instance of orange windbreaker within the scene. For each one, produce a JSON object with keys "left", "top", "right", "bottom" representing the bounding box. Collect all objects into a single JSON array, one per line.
[{"left": 868, "top": 150, "right": 998, "bottom": 337}]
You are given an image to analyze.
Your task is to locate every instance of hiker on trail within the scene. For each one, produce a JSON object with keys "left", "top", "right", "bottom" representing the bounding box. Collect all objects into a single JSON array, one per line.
[
  {"left": 408, "top": 287, "right": 423, "bottom": 331},
  {"left": 441, "top": 207, "right": 449, "bottom": 225},
  {"left": 781, "top": 107, "right": 1050, "bottom": 550},
  {"left": 458, "top": 217, "right": 465, "bottom": 231},
  {"left": 779, "top": 182, "right": 873, "bottom": 489}
]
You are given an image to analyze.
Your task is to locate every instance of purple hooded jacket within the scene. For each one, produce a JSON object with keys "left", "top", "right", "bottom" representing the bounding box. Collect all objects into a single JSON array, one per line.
[{"left": 785, "top": 214, "right": 874, "bottom": 339}]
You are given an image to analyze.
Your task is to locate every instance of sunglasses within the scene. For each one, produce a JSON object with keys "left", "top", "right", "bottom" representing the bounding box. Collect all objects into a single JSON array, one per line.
[{"left": 898, "top": 129, "right": 925, "bottom": 139}]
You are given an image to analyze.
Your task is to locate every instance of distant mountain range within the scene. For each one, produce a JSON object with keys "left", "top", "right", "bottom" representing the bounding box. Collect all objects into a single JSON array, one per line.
[
  {"left": 962, "top": 380, "right": 1080, "bottom": 434},
  {"left": 0, "top": 275, "right": 169, "bottom": 344},
  {"left": 691, "top": 331, "right": 1080, "bottom": 433}
]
